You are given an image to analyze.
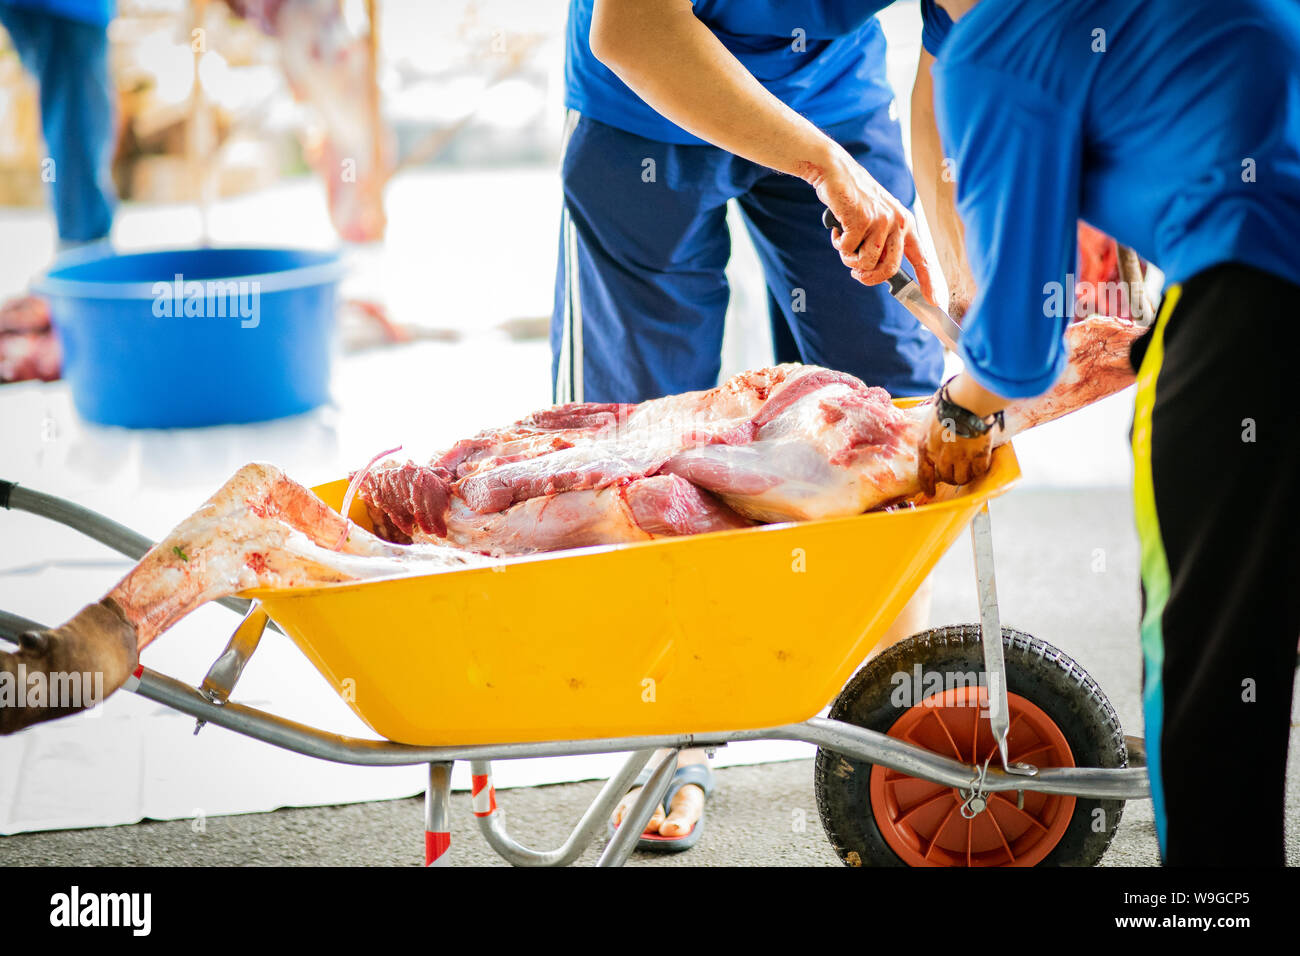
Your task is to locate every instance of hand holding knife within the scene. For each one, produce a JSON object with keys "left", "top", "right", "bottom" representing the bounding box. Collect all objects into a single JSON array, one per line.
[{"left": 822, "top": 208, "right": 963, "bottom": 351}]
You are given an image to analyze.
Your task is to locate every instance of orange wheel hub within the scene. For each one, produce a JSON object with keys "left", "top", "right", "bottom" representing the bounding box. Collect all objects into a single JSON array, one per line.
[{"left": 869, "top": 686, "right": 1076, "bottom": 867}]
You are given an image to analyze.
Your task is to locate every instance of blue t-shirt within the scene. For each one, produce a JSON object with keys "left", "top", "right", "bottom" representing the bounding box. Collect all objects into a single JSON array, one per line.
[
  {"left": 0, "top": 0, "right": 113, "bottom": 26},
  {"left": 930, "top": 0, "right": 1300, "bottom": 398},
  {"left": 919, "top": 0, "right": 952, "bottom": 55},
  {"left": 566, "top": 1, "right": 938, "bottom": 145}
]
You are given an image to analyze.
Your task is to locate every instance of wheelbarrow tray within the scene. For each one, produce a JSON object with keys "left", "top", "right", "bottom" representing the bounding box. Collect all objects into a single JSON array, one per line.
[{"left": 248, "top": 444, "right": 1021, "bottom": 747}]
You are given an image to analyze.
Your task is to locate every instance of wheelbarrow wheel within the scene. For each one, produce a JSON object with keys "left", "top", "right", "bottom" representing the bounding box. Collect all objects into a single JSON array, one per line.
[{"left": 814, "top": 624, "right": 1127, "bottom": 867}]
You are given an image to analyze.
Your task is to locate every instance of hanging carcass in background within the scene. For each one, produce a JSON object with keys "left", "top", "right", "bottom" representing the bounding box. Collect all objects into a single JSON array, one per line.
[{"left": 222, "top": 0, "right": 391, "bottom": 242}]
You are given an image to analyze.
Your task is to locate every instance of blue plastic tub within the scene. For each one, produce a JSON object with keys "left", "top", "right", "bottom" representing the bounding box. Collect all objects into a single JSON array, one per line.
[{"left": 34, "top": 247, "right": 346, "bottom": 428}]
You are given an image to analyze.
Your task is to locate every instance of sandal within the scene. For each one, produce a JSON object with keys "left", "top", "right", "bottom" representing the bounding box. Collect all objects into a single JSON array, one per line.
[{"left": 607, "top": 762, "right": 716, "bottom": 853}]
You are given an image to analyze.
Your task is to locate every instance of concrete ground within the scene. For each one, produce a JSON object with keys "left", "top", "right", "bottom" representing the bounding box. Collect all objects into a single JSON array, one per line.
[{"left": 4, "top": 486, "right": 1297, "bottom": 867}]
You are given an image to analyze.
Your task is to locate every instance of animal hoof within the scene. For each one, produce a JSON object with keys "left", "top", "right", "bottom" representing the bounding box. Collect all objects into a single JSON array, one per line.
[
  {"left": 0, "top": 599, "right": 137, "bottom": 735},
  {"left": 18, "top": 630, "right": 49, "bottom": 653}
]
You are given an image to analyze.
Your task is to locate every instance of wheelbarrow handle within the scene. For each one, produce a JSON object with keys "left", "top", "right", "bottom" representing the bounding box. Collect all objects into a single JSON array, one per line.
[{"left": 2, "top": 480, "right": 153, "bottom": 560}]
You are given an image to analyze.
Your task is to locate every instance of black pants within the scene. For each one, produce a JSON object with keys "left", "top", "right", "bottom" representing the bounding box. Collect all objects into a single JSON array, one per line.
[{"left": 1130, "top": 263, "right": 1300, "bottom": 866}]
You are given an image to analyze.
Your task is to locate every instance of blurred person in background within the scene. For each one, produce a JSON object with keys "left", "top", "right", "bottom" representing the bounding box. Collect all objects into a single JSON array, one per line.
[
  {"left": 0, "top": 0, "right": 116, "bottom": 382},
  {"left": 0, "top": 0, "right": 116, "bottom": 249},
  {"left": 556, "top": 0, "right": 976, "bottom": 854}
]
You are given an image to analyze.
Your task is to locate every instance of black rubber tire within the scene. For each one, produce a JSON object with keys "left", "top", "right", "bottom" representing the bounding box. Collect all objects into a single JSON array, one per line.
[{"left": 814, "top": 625, "right": 1127, "bottom": 867}]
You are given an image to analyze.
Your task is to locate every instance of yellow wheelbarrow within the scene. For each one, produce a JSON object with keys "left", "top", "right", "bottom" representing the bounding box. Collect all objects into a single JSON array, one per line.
[{"left": 0, "top": 438, "right": 1149, "bottom": 867}]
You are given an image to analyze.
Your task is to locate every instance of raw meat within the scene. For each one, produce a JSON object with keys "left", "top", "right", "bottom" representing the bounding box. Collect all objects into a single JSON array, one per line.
[
  {"left": 359, "top": 315, "right": 1145, "bottom": 534},
  {"left": 0, "top": 296, "right": 59, "bottom": 383},
  {"left": 1076, "top": 222, "right": 1148, "bottom": 320},
  {"left": 0, "top": 331, "right": 60, "bottom": 384},
  {"left": 368, "top": 467, "right": 751, "bottom": 554}
]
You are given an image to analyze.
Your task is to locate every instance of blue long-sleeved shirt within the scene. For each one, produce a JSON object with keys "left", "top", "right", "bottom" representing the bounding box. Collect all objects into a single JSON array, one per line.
[{"left": 926, "top": 0, "right": 1300, "bottom": 398}]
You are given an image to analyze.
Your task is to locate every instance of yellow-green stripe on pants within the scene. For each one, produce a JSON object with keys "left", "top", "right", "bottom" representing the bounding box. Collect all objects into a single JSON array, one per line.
[{"left": 1130, "top": 283, "right": 1181, "bottom": 854}]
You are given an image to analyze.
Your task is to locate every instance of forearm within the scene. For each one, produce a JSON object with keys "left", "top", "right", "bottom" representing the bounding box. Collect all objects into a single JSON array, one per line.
[
  {"left": 911, "top": 50, "right": 975, "bottom": 315},
  {"left": 590, "top": 0, "right": 846, "bottom": 182},
  {"left": 945, "top": 373, "right": 1007, "bottom": 418}
]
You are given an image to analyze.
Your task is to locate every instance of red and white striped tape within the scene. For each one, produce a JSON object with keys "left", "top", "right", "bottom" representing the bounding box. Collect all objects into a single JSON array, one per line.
[
  {"left": 471, "top": 773, "right": 498, "bottom": 818},
  {"left": 123, "top": 664, "right": 144, "bottom": 693},
  {"left": 425, "top": 831, "right": 450, "bottom": 867}
]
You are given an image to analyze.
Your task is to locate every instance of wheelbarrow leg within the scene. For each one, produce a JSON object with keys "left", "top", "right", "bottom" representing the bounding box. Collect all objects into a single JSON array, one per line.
[
  {"left": 970, "top": 505, "right": 1035, "bottom": 779},
  {"left": 597, "top": 748, "right": 679, "bottom": 868},
  {"left": 424, "top": 761, "right": 453, "bottom": 867},
  {"left": 470, "top": 750, "right": 655, "bottom": 866}
]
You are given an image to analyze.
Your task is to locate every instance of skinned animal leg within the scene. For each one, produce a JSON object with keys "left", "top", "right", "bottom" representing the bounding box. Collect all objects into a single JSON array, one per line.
[{"left": 2, "top": 464, "right": 479, "bottom": 734}]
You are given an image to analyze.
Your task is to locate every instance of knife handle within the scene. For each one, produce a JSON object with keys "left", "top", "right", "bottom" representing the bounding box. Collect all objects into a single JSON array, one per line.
[{"left": 821, "top": 208, "right": 911, "bottom": 296}]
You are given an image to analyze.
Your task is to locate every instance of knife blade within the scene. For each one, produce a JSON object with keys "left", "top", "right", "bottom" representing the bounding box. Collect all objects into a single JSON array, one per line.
[{"left": 822, "top": 208, "right": 962, "bottom": 351}]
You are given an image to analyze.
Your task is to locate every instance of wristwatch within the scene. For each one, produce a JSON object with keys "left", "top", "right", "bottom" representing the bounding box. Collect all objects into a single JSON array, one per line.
[{"left": 935, "top": 377, "right": 1005, "bottom": 438}]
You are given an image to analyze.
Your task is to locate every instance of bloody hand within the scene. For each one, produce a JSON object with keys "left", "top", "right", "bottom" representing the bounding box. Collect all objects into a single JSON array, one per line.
[
  {"left": 917, "top": 409, "right": 996, "bottom": 497},
  {"left": 803, "top": 151, "right": 939, "bottom": 306}
]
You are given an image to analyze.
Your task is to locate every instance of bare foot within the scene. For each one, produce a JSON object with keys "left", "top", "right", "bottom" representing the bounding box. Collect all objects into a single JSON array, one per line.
[{"left": 611, "top": 748, "right": 709, "bottom": 839}]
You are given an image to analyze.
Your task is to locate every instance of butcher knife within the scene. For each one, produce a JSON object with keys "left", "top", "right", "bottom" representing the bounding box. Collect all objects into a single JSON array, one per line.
[{"left": 821, "top": 208, "right": 962, "bottom": 351}]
